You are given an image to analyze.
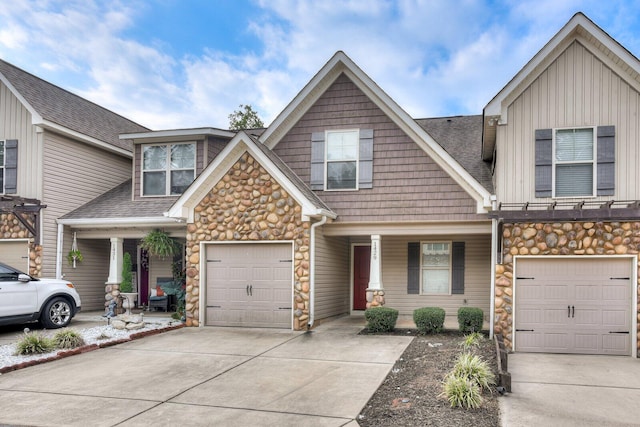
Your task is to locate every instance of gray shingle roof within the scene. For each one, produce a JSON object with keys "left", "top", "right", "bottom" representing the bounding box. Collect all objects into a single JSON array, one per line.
[
  {"left": 415, "top": 115, "right": 494, "bottom": 193},
  {"left": 0, "top": 59, "right": 148, "bottom": 152},
  {"left": 61, "top": 180, "right": 174, "bottom": 220}
]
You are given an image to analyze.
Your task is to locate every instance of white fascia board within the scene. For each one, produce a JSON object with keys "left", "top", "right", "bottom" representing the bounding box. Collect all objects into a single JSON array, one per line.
[
  {"left": 322, "top": 220, "right": 491, "bottom": 236},
  {"left": 484, "top": 13, "right": 640, "bottom": 122},
  {"left": 339, "top": 69, "right": 493, "bottom": 213},
  {"left": 39, "top": 121, "right": 132, "bottom": 158},
  {"left": 0, "top": 72, "right": 43, "bottom": 123},
  {"left": 57, "top": 217, "right": 181, "bottom": 228},
  {"left": 258, "top": 51, "right": 492, "bottom": 212},
  {"left": 260, "top": 53, "right": 346, "bottom": 145},
  {"left": 120, "top": 128, "right": 235, "bottom": 141}
]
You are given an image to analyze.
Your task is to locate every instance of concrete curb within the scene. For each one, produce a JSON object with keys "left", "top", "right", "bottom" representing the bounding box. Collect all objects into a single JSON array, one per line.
[{"left": 0, "top": 323, "right": 184, "bottom": 374}]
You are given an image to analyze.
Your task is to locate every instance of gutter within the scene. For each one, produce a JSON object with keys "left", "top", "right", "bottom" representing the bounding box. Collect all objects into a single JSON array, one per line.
[
  {"left": 489, "top": 195, "right": 498, "bottom": 338},
  {"left": 308, "top": 215, "right": 328, "bottom": 329},
  {"left": 56, "top": 223, "right": 64, "bottom": 279}
]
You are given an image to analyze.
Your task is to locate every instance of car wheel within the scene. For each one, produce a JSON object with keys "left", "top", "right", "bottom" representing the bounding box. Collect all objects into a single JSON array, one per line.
[{"left": 41, "top": 297, "right": 73, "bottom": 328}]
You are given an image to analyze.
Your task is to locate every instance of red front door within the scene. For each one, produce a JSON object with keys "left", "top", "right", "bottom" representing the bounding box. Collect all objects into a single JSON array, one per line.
[{"left": 353, "top": 245, "right": 371, "bottom": 310}]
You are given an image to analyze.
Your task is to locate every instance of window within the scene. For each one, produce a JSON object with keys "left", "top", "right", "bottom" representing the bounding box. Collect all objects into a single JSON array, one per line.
[
  {"left": 310, "top": 129, "right": 373, "bottom": 191},
  {"left": 535, "top": 126, "right": 615, "bottom": 198},
  {"left": 554, "top": 128, "right": 594, "bottom": 197},
  {"left": 142, "top": 143, "right": 195, "bottom": 196},
  {"left": 421, "top": 242, "right": 451, "bottom": 294},
  {"left": 326, "top": 130, "right": 358, "bottom": 190}
]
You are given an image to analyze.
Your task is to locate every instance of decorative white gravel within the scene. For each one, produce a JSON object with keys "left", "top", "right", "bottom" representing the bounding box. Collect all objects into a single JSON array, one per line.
[{"left": 0, "top": 316, "right": 182, "bottom": 372}]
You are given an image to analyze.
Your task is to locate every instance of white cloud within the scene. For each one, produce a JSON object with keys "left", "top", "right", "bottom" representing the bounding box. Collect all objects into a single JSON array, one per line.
[{"left": 0, "top": 0, "right": 638, "bottom": 131}]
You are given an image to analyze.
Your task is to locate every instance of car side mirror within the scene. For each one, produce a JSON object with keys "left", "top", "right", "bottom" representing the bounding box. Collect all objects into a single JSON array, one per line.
[{"left": 18, "top": 273, "right": 32, "bottom": 283}]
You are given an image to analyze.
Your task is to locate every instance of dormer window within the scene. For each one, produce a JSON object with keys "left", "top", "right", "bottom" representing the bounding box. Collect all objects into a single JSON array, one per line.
[{"left": 142, "top": 143, "right": 195, "bottom": 196}]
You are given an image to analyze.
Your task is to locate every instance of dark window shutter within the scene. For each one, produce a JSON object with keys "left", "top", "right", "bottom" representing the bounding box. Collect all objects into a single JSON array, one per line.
[
  {"left": 4, "top": 139, "right": 18, "bottom": 194},
  {"left": 535, "top": 129, "right": 552, "bottom": 197},
  {"left": 310, "top": 132, "right": 325, "bottom": 190},
  {"left": 407, "top": 242, "right": 420, "bottom": 295},
  {"left": 596, "top": 125, "right": 615, "bottom": 196},
  {"left": 359, "top": 129, "right": 373, "bottom": 189},
  {"left": 451, "top": 242, "right": 465, "bottom": 295}
]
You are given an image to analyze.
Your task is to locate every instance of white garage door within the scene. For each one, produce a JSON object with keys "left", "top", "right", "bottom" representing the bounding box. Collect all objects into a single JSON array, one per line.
[
  {"left": 515, "top": 257, "right": 632, "bottom": 356},
  {"left": 0, "top": 240, "right": 30, "bottom": 272},
  {"left": 205, "top": 243, "right": 293, "bottom": 328}
]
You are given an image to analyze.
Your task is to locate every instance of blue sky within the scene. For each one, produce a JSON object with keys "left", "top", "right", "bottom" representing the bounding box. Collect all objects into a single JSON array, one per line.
[{"left": 0, "top": 1, "right": 638, "bottom": 130}]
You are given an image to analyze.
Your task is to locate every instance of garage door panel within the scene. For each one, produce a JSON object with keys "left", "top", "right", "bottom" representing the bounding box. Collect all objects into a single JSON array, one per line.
[
  {"left": 0, "top": 241, "right": 29, "bottom": 271},
  {"left": 543, "top": 333, "right": 571, "bottom": 351},
  {"left": 515, "top": 257, "right": 632, "bottom": 356},
  {"left": 603, "top": 334, "right": 630, "bottom": 354}
]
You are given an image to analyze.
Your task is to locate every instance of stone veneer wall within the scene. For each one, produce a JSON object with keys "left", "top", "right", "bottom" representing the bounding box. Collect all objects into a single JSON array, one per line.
[
  {"left": 0, "top": 213, "right": 42, "bottom": 277},
  {"left": 495, "top": 221, "right": 640, "bottom": 350},
  {"left": 184, "top": 152, "right": 311, "bottom": 329}
]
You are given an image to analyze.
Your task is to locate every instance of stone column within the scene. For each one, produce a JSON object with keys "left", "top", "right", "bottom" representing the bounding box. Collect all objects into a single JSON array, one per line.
[
  {"left": 104, "top": 237, "right": 124, "bottom": 312},
  {"left": 366, "top": 234, "right": 385, "bottom": 308}
]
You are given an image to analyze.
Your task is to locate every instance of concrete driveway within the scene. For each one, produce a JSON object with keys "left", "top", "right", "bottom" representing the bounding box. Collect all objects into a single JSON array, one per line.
[
  {"left": 500, "top": 353, "right": 640, "bottom": 426},
  {"left": 0, "top": 317, "right": 412, "bottom": 426}
]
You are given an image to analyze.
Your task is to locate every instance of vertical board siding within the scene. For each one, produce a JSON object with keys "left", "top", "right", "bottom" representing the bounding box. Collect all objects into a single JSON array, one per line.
[
  {"left": 42, "top": 132, "right": 131, "bottom": 277},
  {"left": 62, "top": 238, "right": 110, "bottom": 310},
  {"left": 0, "top": 81, "right": 43, "bottom": 198},
  {"left": 381, "top": 235, "right": 491, "bottom": 318},
  {"left": 313, "top": 228, "right": 350, "bottom": 320},
  {"left": 273, "top": 74, "right": 480, "bottom": 222},
  {"left": 497, "top": 41, "right": 640, "bottom": 203}
]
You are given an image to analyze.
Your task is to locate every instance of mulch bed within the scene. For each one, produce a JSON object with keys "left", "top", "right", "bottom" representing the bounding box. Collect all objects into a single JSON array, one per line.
[{"left": 358, "top": 329, "right": 501, "bottom": 426}]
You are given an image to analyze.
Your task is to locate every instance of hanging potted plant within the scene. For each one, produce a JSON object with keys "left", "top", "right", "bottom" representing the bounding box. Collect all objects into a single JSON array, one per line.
[
  {"left": 140, "top": 229, "right": 179, "bottom": 258},
  {"left": 119, "top": 252, "right": 137, "bottom": 315},
  {"left": 67, "top": 232, "right": 83, "bottom": 268},
  {"left": 66, "top": 249, "right": 83, "bottom": 267}
]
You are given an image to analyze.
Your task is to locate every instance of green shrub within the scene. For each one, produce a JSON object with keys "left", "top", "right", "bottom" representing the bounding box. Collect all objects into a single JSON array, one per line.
[
  {"left": 52, "top": 329, "right": 85, "bottom": 349},
  {"left": 14, "top": 332, "right": 55, "bottom": 355},
  {"left": 450, "top": 352, "right": 496, "bottom": 391},
  {"left": 460, "top": 332, "right": 484, "bottom": 352},
  {"left": 364, "top": 307, "right": 399, "bottom": 333},
  {"left": 413, "top": 307, "right": 445, "bottom": 334},
  {"left": 120, "top": 252, "right": 133, "bottom": 293},
  {"left": 457, "top": 307, "right": 484, "bottom": 333},
  {"left": 440, "top": 374, "right": 483, "bottom": 409}
]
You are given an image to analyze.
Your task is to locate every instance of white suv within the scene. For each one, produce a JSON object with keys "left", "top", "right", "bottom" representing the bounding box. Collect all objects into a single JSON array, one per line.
[{"left": 0, "top": 262, "right": 82, "bottom": 328}]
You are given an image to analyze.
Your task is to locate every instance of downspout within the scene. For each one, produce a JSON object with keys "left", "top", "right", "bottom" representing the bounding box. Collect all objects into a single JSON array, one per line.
[
  {"left": 56, "top": 223, "right": 64, "bottom": 279},
  {"left": 489, "top": 195, "right": 498, "bottom": 339},
  {"left": 308, "top": 215, "right": 328, "bottom": 329}
]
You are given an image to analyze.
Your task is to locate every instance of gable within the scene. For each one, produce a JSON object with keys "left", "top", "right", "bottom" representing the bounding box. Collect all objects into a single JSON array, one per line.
[{"left": 273, "top": 74, "right": 483, "bottom": 222}]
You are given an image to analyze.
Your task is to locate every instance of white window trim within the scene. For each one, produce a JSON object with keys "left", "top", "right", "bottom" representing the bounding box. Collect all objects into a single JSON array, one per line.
[
  {"left": 419, "top": 240, "right": 452, "bottom": 296},
  {"left": 551, "top": 126, "right": 596, "bottom": 199},
  {"left": 141, "top": 142, "right": 196, "bottom": 197},
  {"left": 324, "top": 129, "right": 359, "bottom": 191}
]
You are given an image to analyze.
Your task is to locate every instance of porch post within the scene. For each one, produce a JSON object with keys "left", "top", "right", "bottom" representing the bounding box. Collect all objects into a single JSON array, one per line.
[
  {"left": 105, "top": 237, "right": 123, "bottom": 312},
  {"left": 366, "top": 234, "right": 385, "bottom": 308}
]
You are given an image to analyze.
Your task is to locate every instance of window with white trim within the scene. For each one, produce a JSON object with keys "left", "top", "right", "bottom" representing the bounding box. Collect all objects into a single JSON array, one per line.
[
  {"left": 142, "top": 143, "right": 195, "bottom": 196},
  {"left": 421, "top": 242, "right": 451, "bottom": 294},
  {"left": 554, "top": 127, "right": 595, "bottom": 197},
  {"left": 326, "top": 130, "right": 358, "bottom": 190}
]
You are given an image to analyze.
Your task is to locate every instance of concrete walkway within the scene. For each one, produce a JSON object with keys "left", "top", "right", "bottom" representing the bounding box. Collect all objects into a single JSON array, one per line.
[
  {"left": 0, "top": 316, "right": 412, "bottom": 426},
  {"left": 500, "top": 353, "right": 640, "bottom": 426}
]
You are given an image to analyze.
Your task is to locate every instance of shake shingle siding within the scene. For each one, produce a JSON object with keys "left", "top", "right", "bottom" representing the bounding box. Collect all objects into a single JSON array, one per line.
[{"left": 273, "top": 73, "right": 480, "bottom": 222}]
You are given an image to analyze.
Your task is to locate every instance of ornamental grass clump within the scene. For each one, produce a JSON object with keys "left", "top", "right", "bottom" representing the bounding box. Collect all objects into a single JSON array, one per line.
[
  {"left": 440, "top": 374, "right": 483, "bottom": 409},
  {"left": 52, "top": 329, "right": 85, "bottom": 349},
  {"left": 14, "top": 332, "right": 55, "bottom": 355},
  {"left": 460, "top": 332, "right": 484, "bottom": 353},
  {"left": 450, "top": 352, "right": 496, "bottom": 391}
]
